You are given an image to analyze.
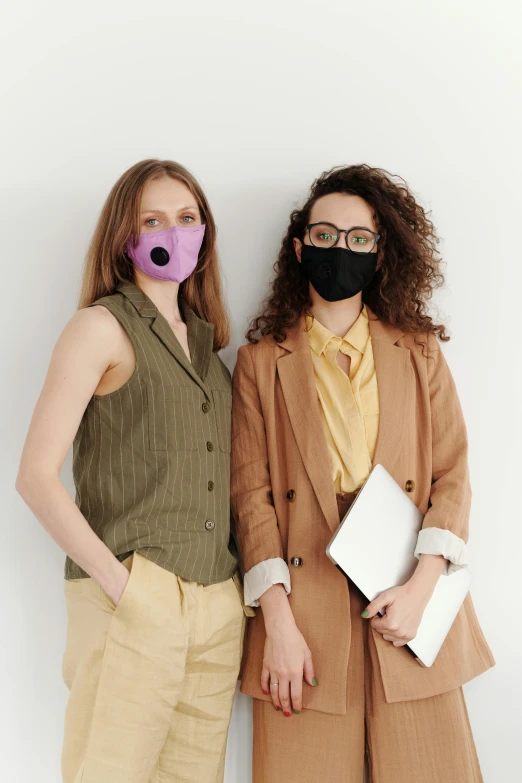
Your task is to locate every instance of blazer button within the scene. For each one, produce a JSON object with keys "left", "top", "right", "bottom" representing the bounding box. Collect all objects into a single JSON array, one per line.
[
  {"left": 207, "top": 441, "right": 214, "bottom": 452},
  {"left": 205, "top": 519, "right": 215, "bottom": 531},
  {"left": 405, "top": 479, "right": 415, "bottom": 493},
  {"left": 290, "top": 557, "right": 303, "bottom": 567},
  {"left": 286, "top": 489, "right": 296, "bottom": 502},
  {"left": 202, "top": 402, "right": 210, "bottom": 413}
]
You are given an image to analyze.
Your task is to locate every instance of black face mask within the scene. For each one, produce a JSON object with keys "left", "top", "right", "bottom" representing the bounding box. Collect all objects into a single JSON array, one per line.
[{"left": 300, "top": 245, "right": 378, "bottom": 303}]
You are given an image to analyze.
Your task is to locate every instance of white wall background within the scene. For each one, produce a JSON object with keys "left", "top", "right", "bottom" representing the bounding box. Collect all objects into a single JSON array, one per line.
[{"left": 1, "top": 1, "right": 521, "bottom": 780}]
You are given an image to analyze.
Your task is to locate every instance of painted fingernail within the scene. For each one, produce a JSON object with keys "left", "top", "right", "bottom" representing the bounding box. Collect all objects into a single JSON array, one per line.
[
  {"left": 361, "top": 609, "right": 370, "bottom": 618},
  {"left": 312, "top": 677, "right": 318, "bottom": 687},
  {"left": 283, "top": 711, "right": 291, "bottom": 717},
  {"left": 262, "top": 689, "right": 269, "bottom": 695},
  {"left": 293, "top": 709, "right": 301, "bottom": 714}
]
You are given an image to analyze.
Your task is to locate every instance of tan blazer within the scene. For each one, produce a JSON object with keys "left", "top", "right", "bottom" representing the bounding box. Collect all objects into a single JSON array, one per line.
[{"left": 231, "top": 309, "right": 494, "bottom": 715}]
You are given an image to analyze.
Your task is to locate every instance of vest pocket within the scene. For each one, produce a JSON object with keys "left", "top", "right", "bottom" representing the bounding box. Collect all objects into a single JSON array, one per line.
[
  {"left": 147, "top": 385, "right": 198, "bottom": 451},
  {"left": 212, "top": 389, "right": 232, "bottom": 453}
]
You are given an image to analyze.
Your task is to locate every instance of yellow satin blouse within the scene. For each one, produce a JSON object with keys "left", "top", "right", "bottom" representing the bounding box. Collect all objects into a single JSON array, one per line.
[{"left": 306, "top": 306, "right": 379, "bottom": 494}]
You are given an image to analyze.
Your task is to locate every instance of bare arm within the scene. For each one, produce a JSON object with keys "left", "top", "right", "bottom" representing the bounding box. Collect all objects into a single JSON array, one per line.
[{"left": 16, "top": 306, "right": 131, "bottom": 603}]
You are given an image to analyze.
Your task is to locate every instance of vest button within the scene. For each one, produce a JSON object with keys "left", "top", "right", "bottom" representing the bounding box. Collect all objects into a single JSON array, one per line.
[
  {"left": 405, "top": 480, "right": 415, "bottom": 493},
  {"left": 290, "top": 557, "right": 303, "bottom": 567},
  {"left": 202, "top": 402, "right": 210, "bottom": 413},
  {"left": 286, "top": 489, "right": 296, "bottom": 502},
  {"left": 205, "top": 519, "right": 215, "bottom": 531},
  {"left": 208, "top": 481, "right": 215, "bottom": 492},
  {"left": 207, "top": 441, "right": 214, "bottom": 452}
]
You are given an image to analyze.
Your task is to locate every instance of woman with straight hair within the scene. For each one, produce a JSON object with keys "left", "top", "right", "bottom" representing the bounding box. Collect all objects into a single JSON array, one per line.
[
  {"left": 16, "top": 159, "right": 248, "bottom": 783},
  {"left": 231, "top": 164, "right": 494, "bottom": 782}
]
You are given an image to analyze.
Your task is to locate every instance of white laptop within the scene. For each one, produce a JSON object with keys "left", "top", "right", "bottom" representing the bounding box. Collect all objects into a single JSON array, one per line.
[{"left": 326, "top": 464, "right": 471, "bottom": 667}]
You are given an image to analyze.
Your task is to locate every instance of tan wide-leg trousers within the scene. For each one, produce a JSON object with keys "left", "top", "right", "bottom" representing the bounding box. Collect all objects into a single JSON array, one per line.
[
  {"left": 253, "top": 582, "right": 483, "bottom": 783},
  {"left": 62, "top": 552, "right": 245, "bottom": 783}
]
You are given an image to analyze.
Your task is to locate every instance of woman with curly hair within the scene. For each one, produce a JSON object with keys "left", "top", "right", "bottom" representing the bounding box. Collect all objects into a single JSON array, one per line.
[{"left": 231, "top": 165, "right": 494, "bottom": 782}]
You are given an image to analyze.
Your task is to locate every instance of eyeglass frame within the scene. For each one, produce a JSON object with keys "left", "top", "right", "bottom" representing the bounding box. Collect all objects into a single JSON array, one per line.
[{"left": 306, "top": 222, "right": 380, "bottom": 254}]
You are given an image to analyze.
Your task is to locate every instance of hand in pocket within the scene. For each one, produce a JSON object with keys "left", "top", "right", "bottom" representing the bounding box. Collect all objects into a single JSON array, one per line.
[{"left": 101, "top": 559, "right": 132, "bottom": 607}]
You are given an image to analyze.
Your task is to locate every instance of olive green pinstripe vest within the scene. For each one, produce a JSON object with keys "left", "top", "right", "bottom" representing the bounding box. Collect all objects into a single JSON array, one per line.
[{"left": 66, "top": 281, "right": 237, "bottom": 585}]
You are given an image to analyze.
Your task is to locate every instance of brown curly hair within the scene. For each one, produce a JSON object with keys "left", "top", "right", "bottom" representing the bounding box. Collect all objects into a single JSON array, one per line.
[{"left": 247, "top": 164, "right": 448, "bottom": 344}]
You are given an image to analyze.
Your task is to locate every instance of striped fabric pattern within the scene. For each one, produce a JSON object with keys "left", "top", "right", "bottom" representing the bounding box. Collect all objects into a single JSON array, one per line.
[{"left": 66, "top": 282, "right": 237, "bottom": 585}]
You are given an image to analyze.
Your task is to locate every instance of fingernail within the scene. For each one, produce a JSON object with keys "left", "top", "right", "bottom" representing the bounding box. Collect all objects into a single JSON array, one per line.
[
  {"left": 283, "top": 711, "right": 291, "bottom": 717},
  {"left": 312, "top": 677, "right": 318, "bottom": 687},
  {"left": 293, "top": 709, "right": 301, "bottom": 714},
  {"left": 361, "top": 609, "right": 370, "bottom": 618},
  {"left": 262, "top": 689, "right": 268, "bottom": 695}
]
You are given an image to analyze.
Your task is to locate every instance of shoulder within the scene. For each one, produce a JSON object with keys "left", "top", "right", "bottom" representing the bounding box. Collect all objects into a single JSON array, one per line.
[
  {"left": 71, "top": 304, "right": 125, "bottom": 340},
  {"left": 397, "top": 330, "right": 441, "bottom": 358},
  {"left": 238, "top": 335, "right": 281, "bottom": 360},
  {"left": 397, "top": 331, "right": 452, "bottom": 390},
  {"left": 59, "top": 305, "right": 129, "bottom": 360},
  {"left": 67, "top": 305, "right": 119, "bottom": 337},
  {"left": 368, "top": 307, "right": 441, "bottom": 359},
  {"left": 46, "top": 307, "right": 124, "bottom": 374},
  {"left": 90, "top": 290, "right": 132, "bottom": 316},
  {"left": 234, "top": 337, "right": 281, "bottom": 384}
]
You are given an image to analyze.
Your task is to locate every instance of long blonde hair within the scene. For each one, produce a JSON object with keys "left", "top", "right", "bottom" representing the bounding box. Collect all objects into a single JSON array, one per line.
[{"left": 79, "top": 159, "right": 230, "bottom": 350}]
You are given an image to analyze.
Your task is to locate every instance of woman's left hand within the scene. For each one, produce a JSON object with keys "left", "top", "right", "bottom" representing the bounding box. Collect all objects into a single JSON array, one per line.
[
  {"left": 362, "top": 554, "right": 447, "bottom": 646},
  {"left": 362, "top": 582, "right": 431, "bottom": 646}
]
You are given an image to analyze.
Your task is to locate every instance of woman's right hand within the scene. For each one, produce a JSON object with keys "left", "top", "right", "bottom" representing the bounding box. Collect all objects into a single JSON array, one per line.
[
  {"left": 101, "top": 561, "right": 131, "bottom": 606},
  {"left": 259, "top": 585, "right": 316, "bottom": 716}
]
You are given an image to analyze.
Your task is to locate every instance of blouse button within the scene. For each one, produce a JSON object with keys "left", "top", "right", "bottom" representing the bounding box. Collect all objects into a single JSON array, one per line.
[
  {"left": 207, "top": 441, "right": 214, "bottom": 452},
  {"left": 286, "top": 489, "right": 296, "bottom": 502},
  {"left": 202, "top": 402, "right": 210, "bottom": 413},
  {"left": 405, "top": 479, "right": 415, "bottom": 493},
  {"left": 205, "top": 519, "right": 215, "bottom": 531}
]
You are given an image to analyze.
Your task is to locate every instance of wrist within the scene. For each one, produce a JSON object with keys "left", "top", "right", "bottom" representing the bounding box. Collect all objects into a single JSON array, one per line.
[
  {"left": 259, "top": 584, "right": 295, "bottom": 633},
  {"left": 98, "top": 558, "right": 128, "bottom": 599},
  {"left": 408, "top": 554, "right": 446, "bottom": 600}
]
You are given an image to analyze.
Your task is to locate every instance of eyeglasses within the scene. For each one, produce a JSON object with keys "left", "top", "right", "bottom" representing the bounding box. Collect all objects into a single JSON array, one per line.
[{"left": 306, "top": 222, "right": 380, "bottom": 254}]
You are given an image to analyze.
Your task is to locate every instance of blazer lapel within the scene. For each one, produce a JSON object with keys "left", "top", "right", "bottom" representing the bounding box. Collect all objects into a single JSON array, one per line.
[
  {"left": 276, "top": 310, "right": 413, "bottom": 533},
  {"left": 369, "top": 313, "right": 413, "bottom": 472},
  {"left": 277, "top": 322, "right": 340, "bottom": 534}
]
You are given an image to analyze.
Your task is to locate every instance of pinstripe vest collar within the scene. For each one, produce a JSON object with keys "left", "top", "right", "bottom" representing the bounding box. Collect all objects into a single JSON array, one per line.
[{"left": 117, "top": 281, "right": 214, "bottom": 389}]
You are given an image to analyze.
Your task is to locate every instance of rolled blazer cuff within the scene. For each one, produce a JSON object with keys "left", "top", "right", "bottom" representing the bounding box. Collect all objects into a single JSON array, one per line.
[
  {"left": 414, "top": 527, "right": 468, "bottom": 575},
  {"left": 243, "top": 557, "right": 291, "bottom": 607}
]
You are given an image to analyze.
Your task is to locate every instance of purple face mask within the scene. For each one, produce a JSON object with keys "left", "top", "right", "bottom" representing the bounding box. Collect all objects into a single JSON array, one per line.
[{"left": 126, "top": 224, "right": 206, "bottom": 282}]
